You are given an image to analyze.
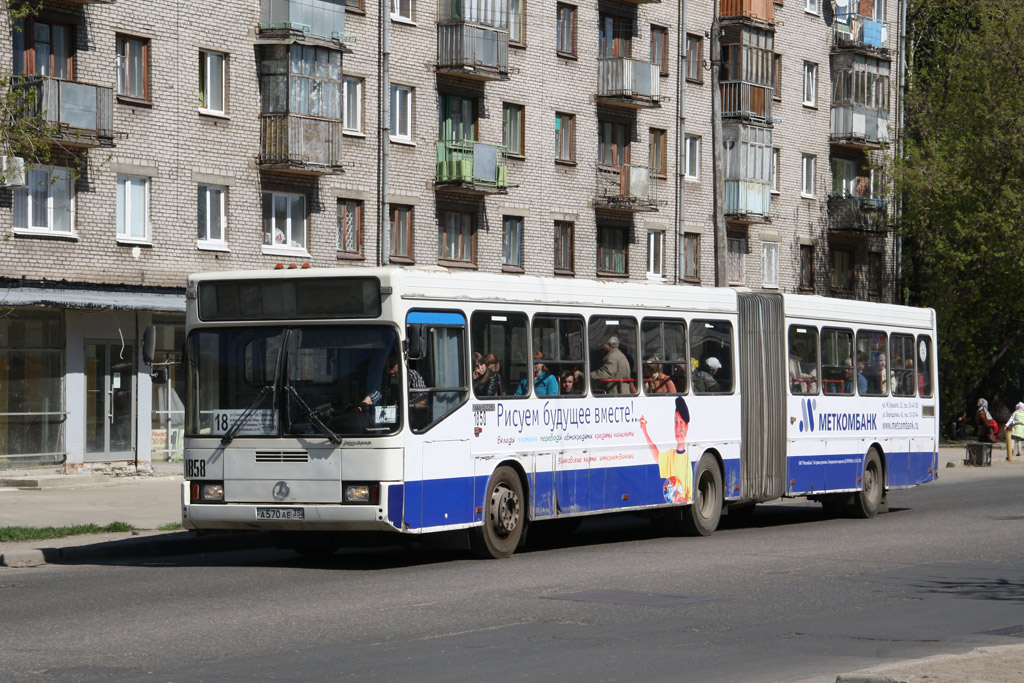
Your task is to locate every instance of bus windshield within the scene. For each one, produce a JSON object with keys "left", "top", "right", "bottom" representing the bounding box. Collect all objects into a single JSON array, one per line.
[{"left": 186, "top": 325, "right": 402, "bottom": 439}]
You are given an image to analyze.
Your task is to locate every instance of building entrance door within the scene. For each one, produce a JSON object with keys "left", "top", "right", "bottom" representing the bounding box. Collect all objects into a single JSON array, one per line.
[{"left": 85, "top": 341, "right": 135, "bottom": 462}]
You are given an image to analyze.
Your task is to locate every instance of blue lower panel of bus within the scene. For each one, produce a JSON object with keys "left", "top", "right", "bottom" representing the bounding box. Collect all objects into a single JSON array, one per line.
[{"left": 786, "top": 450, "right": 936, "bottom": 495}]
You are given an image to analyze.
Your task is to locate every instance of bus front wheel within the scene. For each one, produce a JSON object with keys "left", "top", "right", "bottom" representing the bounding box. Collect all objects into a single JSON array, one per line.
[
  {"left": 472, "top": 466, "right": 525, "bottom": 559},
  {"left": 682, "top": 454, "right": 723, "bottom": 536},
  {"left": 853, "top": 448, "right": 884, "bottom": 519}
]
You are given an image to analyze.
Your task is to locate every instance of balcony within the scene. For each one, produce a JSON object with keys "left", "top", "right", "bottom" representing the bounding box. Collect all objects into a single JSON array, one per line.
[
  {"left": 437, "top": 24, "right": 509, "bottom": 81},
  {"left": 724, "top": 180, "right": 771, "bottom": 221},
  {"left": 594, "top": 165, "right": 659, "bottom": 212},
  {"left": 831, "top": 105, "right": 889, "bottom": 147},
  {"left": 14, "top": 76, "right": 114, "bottom": 148},
  {"left": 832, "top": 13, "right": 891, "bottom": 56},
  {"left": 597, "top": 58, "right": 660, "bottom": 108},
  {"left": 259, "top": 114, "right": 343, "bottom": 174},
  {"left": 721, "top": 80, "right": 773, "bottom": 123},
  {"left": 258, "top": 0, "right": 350, "bottom": 50},
  {"left": 827, "top": 195, "right": 889, "bottom": 233},
  {"left": 435, "top": 140, "right": 511, "bottom": 194},
  {"left": 720, "top": 0, "right": 774, "bottom": 25}
]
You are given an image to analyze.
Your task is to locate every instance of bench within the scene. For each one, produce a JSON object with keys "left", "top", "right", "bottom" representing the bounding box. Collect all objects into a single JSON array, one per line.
[{"left": 964, "top": 442, "right": 992, "bottom": 467}]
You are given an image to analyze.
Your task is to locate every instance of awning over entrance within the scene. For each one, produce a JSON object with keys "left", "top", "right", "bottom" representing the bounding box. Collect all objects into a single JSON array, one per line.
[{"left": 2, "top": 284, "right": 186, "bottom": 312}]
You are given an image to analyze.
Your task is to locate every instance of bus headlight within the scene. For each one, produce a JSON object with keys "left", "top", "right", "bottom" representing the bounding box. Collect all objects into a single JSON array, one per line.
[
  {"left": 191, "top": 482, "right": 225, "bottom": 502},
  {"left": 343, "top": 483, "right": 379, "bottom": 504}
]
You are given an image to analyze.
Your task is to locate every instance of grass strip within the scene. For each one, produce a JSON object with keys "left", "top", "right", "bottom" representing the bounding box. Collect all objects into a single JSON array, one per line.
[{"left": 0, "top": 522, "right": 135, "bottom": 543}]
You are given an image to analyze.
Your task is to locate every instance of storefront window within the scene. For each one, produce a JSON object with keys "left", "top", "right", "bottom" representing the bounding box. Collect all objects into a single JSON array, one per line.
[{"left": 150, "top": 314, "right": 186, "bottom": 461}]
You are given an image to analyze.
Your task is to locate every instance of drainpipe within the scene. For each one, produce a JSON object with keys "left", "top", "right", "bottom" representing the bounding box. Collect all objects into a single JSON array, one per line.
[
  {"left": 895, "top": 0, "right": 907, "bottom": 304},
  {"left": 377, "top": 2, "right": 391, "bottom": 266},
  {"left": 676, "top": 0, "right": 687, "bottom": 283}
]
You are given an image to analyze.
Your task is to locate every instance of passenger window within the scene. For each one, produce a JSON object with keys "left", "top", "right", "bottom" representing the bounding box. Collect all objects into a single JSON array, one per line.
[
  {"left": 532, "top": 315, "right": 586, "bottom": 397},
  {"left": 588, "top": 316, "right": 639, "bottom": 396},
  {"left": 690, "top": 319, "right": 733, "bottom": 394},
  {"left": 855, "top": 330, "right": 889, "bottom": 396},
  {"left": 890, "top": 333, "right": 916, "bottom": 397},
  {"left": 788, "top": 326, "right": 819, "bottom": 395},
  {"left": 406, "top": 311, "right": 468, "bottom": 433},
  {"left": 820, "top": 327, "right": 854, "bottom": 395},
  {"left": 641, "top": 318, "right": 687, "bottom": 395},
  {"left": 917, "top": 335, "right": 933, "bottom": 398},
  {"left": 470, "top": 312, "right": 529, "bottom": 399}
]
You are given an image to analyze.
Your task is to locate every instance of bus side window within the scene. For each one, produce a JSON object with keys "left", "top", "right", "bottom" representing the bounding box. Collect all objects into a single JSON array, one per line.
[
  {"left": 788, "top": 325, "right": 819, "bottom": 395},
  {"left": 641, "top": 318, "right": 687, "bottom": 395},
  {"left": 588, "top": 316, "right": 639, "bottom": 396},
  {"left": 917, "top": 335, "right": 933, "bottom": 398},
  {"left": 470, "top": 311, "right": 529, "bottom": 399},
  {"left": 890, "top": 333, "right": 916, "bottom": 397},
  {"left": 856, "top": 330, "right": 889, "bottom": 396},
  {"left": 820, "top": 327, "right": 854, "bottom": 395},
  {"left": 533, "top": 315, "right": 587, "bottom": 397},
  {"left": 690, "top": 319, "right": 733, "bottom": 394},
  {"left": 406, "top": 311, "right": 468, "bottom": 433}
]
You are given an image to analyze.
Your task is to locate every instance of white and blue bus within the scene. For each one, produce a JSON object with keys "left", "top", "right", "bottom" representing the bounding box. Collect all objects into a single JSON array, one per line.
[{"left": 172, "top": 267, "right": 938, "bottom": 558}]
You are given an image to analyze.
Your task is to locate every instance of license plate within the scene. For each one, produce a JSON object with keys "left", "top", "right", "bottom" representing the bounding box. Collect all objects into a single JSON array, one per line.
[{"left": 256, "top": 507, "right": 305, "bottom": 520}]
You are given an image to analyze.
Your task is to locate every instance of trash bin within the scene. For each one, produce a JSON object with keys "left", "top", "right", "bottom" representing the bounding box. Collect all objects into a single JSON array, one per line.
[{"left": 965, "top": 442, "right": 992, "bottom": 466}]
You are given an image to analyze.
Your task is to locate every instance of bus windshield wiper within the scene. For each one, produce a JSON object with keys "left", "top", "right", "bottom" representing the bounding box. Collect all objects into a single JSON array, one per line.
[
  {"left": 286, "top": 385, "right": 342, "bottom": 445},
  {"left": 221, "top": 385, "right": 273, "bottom": 446}
]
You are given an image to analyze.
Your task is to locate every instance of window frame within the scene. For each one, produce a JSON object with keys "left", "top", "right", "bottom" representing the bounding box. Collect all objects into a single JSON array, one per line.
[
  {"left": 556, "top": 3, "right": 577, "bottom": 57},
  {"left": 554, "top": 111, "right": 575, "bottom": 164},
  {"left": 589, "top": 314, "right": 639, "bottom": 397},
  {"left": 343, "top": 76, "right": 363, "bottom": 133},
  {"left": 597, "top": 224, "right": 629, "bottom": 277},
  {"left": 650, "top": 127, "right": 667, "bottom": 178},
  {"left": 683, "top": 233, "right": 700, "bottom": 282},
  {"left": 856, "top": 329, "right": 889, "bottom": 397},
  {"left": 805, "top": 0, "right": 820, "bottom": 14},
  {"left": 831, "top": 248, "right": 855, "bottom": 292},
  {"left": 651, "top": 25, "right": 669, "bottom": 78},
  {"left": 762, "top": 241, "right": 779, "bottom": 289},
  {"left": 685, "top": 33, "right": 703, "bottom": 84},
  {"left": 337, "top": 198, "right": 363, "bottom": 257},
  {"left": 198, "top": 50, "right": 226, "bottom": 115},
  {"left": 554, "top": 220, "right": 575, "bottom": 274},
  {"left": 646, "top": 230, "right": 664, "bottom": 279},
  {"left": 439, "top": 209, "right": 475, "bottom": 264},
  {"left": 389, "top": 204, "right": 414, "bottom": 261},
  {"left": 261, "top": 190, "right": 307, "bottom": 253},
  {"left": 802, "top": 61, "right": 818, "bottom": 107},
  {"left": 727, "top": 237, "right": 746, "bottom": 285},
  {"left": 390, "top": 84, "right": 413, "bottom": 142},
  {"left": 502, "top": 215, "right": 524, "bottom": 270},
  {"left": 598, "top": 119, "right": 630, "bottom": 168},
  {"left": 820, "top": 327, "right": 855, "bottom": 396},
  {"left": 509, "top": 0, "right": 525, "bottom": 46},
  {"left": 13, "top": 166, "right": 75, "bottom": 235},
  {"left": 15, "top": 17, "right": 74, "bottom": 79},
  {"left": 390, "top": 0, "right": 413, "bottom": 22},
  {"left": 772, "top": 53, "right": 782, "bottom": 101},
  {"left": 801, "top": 153, "right": 816, "bottom": 197},
  {"left": 690, "top": 319, "right": 735, "bottom": 395},
  {"left": 116, "top": 34, "right": 150, "bottom": 101},
  {"left": 788, "top": 324, "right": 820, "bottom": 395},
  {"left": 641, "top": 317, "right": 688, "bottom": 395},
  {"left": 799, "top": 244, "right": 815, "bottom": 291},
  {"left": 471, "top": 311, "right": 531, "bottom": 400},
  {"left": 771, "top": 147, "right": 781, "bottom": 193},
  {"left": 599, "top": 13, "right": 632, "bottom": 59},
  {"left": 533, "top": 313, "right": 588, "bottom": 398},
  {"left": 890, "top": 332, "right": 917, "bottom": 398},
  {"left": 503, "top": 102, "right": 525, "bottom": 158},
  {"left": 684, "top": 134, "right": 700, "bottom": 180},
  {"left": 196, "top": 183, "right": 227, "bottom": 246},
  {"left": 116, "top": 174, "right": 150, "bottom": 242}
]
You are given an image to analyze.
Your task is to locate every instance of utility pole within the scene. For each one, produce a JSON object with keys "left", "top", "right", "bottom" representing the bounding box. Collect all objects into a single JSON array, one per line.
[
  {"left": 710, "top": 8, "right": 728, "bottom": 287},
  {"left": 377, "top": 0, "right": 391, "bottom": 266}
]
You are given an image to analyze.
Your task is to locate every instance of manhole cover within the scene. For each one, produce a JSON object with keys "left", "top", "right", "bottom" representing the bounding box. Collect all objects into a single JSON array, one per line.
[{"left": 543, "top": 589, "right": 717, "bottom": 608}]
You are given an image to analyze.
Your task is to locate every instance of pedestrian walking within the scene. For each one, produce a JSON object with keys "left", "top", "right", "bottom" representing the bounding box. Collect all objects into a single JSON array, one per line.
[{"left": 1004, "top": 402, "right": 1024, "bottom": 460}]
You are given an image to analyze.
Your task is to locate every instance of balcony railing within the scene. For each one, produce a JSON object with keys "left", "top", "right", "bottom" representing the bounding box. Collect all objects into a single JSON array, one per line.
[
  {"left": 831, "top": 105, "right": 889, "bottom": 146},
  {"left": 720, "top": 0, "right": 774, "bottom": 25},
  {"left": 597, "top": 58, "right": 660, "bottom": 107},
  {"left": 259, "top": 114, "right": 343, "bottom": 173},
  {"left": 435, "top": 140, "right": 511, "bottom": 194},
  {"left": 259, "top": 0, "right": 349, "bottom": 48},
  {"left": 721, "top": 80, "right": 773, "bottom": 123},
  {"left": 14, "top": 76, "right": 114, "bottom": 147},
  {"left": 832, "top": 14, "right": 891, "bottom": 54},
  {"left": 594, "top": 164, "right": 659, "bottom": 212},
  {"left": 725, "top": 180, "right": 771, "bottom": 220},
  {"left": 437, "top": 23, "right": 509, "bottom": 80},
  {"left": 827, "top": 194, "right": 889, "bottom": 233}
]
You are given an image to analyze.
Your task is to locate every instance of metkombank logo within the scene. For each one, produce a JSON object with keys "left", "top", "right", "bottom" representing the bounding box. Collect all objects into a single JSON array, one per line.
[
  {"left": 797, "top": 398, "right": 879, "bottom": 434},
  {"left": 799, "top": 398, "right": 816, "bottom": 433}
]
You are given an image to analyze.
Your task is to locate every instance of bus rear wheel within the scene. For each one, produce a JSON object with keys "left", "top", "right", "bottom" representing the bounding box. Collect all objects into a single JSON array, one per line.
[
  {"left": 853, "top": 448, "right": 884, "bottom": 519},
  {"left": 682, "top": 454, "right": 723, "bottom": 536},
  {"left": 472, "top": 466, "right": 525, "bottom": 559}
]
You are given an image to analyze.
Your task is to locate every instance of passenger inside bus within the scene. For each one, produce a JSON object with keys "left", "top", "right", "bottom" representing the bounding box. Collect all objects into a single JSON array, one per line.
[
  {"left": 516, "top": 351, "right": 558, "bottom": 396},
  {"left": 590, "top": 336, "right": 633, "bottom": 394},
  {"left": 691, "top": 357, "right": 721, "bottom": 393},
  {"left": 643, "top": 357, "right": 677, "bottom": 393}
]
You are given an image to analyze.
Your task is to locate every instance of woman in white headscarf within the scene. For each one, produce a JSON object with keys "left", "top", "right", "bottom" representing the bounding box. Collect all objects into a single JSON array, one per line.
[
  {"left": 1003, "top": 402, "right": 1024, "bottom": 460},
  {"left": 975, "top": 398, "right": 999, "bottom": 443}
]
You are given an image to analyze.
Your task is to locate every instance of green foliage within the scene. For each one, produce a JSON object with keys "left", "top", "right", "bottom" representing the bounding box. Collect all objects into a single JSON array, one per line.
[
  {"left": 0, "top": 522, "right": 136, "bottom": 543},
  {"left": 897, "top": 0, "right": 1024, "bottom": 416}
]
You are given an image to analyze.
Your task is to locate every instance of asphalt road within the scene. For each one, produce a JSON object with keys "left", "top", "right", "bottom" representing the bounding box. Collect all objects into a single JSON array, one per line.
[{"left": 2, "top": 469, "right": 1022, "bottom": 683}]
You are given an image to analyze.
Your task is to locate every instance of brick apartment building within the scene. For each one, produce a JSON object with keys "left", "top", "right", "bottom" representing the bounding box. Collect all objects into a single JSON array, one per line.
[{"left": 0, "top": 0, "right": 902, "bottom": 469}]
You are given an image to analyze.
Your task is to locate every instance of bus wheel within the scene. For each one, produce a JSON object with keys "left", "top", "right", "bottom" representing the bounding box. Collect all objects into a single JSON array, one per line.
[
  {"left": 683, "top": 454, "right": 723, "bottom": 536},
  {"left": 472, "top": 467, "right": 525, "bottom": 559},
  {"left": 853, "top": 449, "right": 884, "bottom": 519}
]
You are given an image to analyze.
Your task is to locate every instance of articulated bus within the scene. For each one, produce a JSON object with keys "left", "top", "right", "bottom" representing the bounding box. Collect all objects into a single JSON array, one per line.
[{"left": 174, "top": 267, "right": 938, "bottom": 558}]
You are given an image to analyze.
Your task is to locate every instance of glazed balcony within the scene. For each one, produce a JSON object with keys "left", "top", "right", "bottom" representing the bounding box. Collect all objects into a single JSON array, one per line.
[
  {"left": 827, "top": 195, "right": 889, "bottom": 233},
  {"left": 258, "top": 0, "right": 349, "bottom": 49},
  {"left": 832, "top": 13, "right": 892, "bottom": 56},
  {"left": 725, "top": 180, "right": 771, "bottom": 221},
  {"left": 831, "top": 105, "right": 889, "bottom": 147},
  {"left": 720, "top": 0, "right": 774, "bottom": 25},
  {"left": 597, "top": 58, "right": 660, "bottom": 108},
  {"left": 721, "top": 80, "right": 773, "bottom": 123},
  {"left": 435, "top": 140, "right": 511, "bottom": 194},
  {"left": 259, "top": 114, "right": 343, "bottom": 174},
  {"left": 14, "top": 76, "right": 114, "bottom": 148},
  {"left": 594, "top": 164, "right": 659, "bottom": 212},
  {"left": 437, "top": 23, "right": 509, "bottom": 81}
]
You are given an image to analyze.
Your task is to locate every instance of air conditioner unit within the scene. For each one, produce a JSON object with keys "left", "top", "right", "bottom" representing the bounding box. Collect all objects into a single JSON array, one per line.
[{"left": 0, "top": 156, "right": 26, "bottom": 188}]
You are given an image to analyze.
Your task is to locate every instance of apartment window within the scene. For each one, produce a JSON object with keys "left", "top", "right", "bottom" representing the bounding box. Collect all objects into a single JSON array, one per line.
[
  {"left": 390, "top": 84, "right": 413, "bottom": 141},
  {"left": 555, "top": 112, "right": 575, "bottom": 162},
  {"left": 771, "top": 148, "right": 780, "bottom": 193},
  {"left": 502, "top": 216, "right": 524, "bottom": 269},
  {"left": 343, "top": 0, "right": 363, "bottom": 9},
  {"left": 599, "top": 14, "right": 632, "bottom": 58},
  {"left": 801, "top": 154, "right": 816, "bottom": 197},
  {"left": 262, "top": 191, "right": 306, "bottom": 251},
  {"left": 13, "top": 167, "right": 73, "bottom": 234},
  {"left": 503, "top": 103, "right": 525, "bottom": 157},
  {"left": 554, "top": 221, "right": 574, "bottom": 273},
  {"left": 727, "top": 237, "right": 746, "bottom": 284},
  {"left": 117, "top": 175, "right": 149, "bottom": 241},
  {"left": 290, "top": 47, "right": 342, "bottom": 118},
  {"left": 762, "top": 242, "right": 779, "bottom": 289},
  {"left": 440, "top": 93, "right": 477, "bottom": 142},
  {"left": 772, "top": 53, "right": 782, "bottom": 100},
  {"left": 13, "top": 18, "right": 73, "bottom": 78},
  {"left": 197, "top": 184, "right": 226, "bottom": 245},
  {"left": 800, "top": 244, "right": 815, "bottom": 291},
  {"left": 685, "top": 34, "right": 702, "bottom": 83},
  {"left": 390, "top": 205, "right": 414, "bottom": 260},
  {"left": 116, "top": 35, "right": 149, "bottom": 100},
  {"left": 337, "top": 199, "right": 363, "bottom": 256},
  {"left": 651, "top": 26, "right": 668, "bottom": 77},
  {"left": 805, "top": 0, "right": 819, "bottom": 13},
  {"left": 597, "top": 225, "right": 628, "bottom": 276},
  {"left": 802, "top": 61, "right": 817, "bottom": 106},
  {"left": 343, "top": 76, "right": 363, "bottom": 133},
  {"left": 684, "top": 233, "right": 700, "bottom": 281},
  {"left": 869, "top": 252, "right": 883, "bottom": 295},
  {"left": 646, "top": 231, "right": 664, "bottom": 279},
  {"left": 390, "top": 0, "right": 413, "bottom": 21},
  {"left": 831, "top": 248, "right": 855, "bottom": 291},
  {"left": 684, "top": 135, "right": 700, "bottom": 180},
  {"left": 439, "top": 210, "right": 474, "bottom": 263},
  {"left": 199, "top": 51, "right": 225, "bottom": 114},
  {"left": 598, "top": 120, "right": 629, "bottom": 167},
  {"left": 556, "top": 4, "right": 577, "bottom": 56},
  {"left": 509, "top": 0, "right": 524, "bottom": 45},
  {"left": 650, "top": 128, "right": 667, "bottom": 177}
]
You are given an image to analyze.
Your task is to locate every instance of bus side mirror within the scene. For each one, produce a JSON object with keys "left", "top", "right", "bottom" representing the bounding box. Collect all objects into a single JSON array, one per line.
[{"left": 406, "top": 324, "right": 427, "bottom": 361}]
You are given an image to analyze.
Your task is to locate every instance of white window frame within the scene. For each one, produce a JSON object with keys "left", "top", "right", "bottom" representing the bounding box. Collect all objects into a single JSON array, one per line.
[
  {"left": 762, "top": 241, "right": 779, "bottom": 289},
  {"left": 390, "top": 0, "right": 413, "bottom": 22},
  {"left": 801, "top": 154, "right": 816, "bottom": 198},
  {"left": 509, "top": 0, "right": 524, "bottom": 44},
  {"left": 262, "top": 191, "right": 307, "bottom": 254},
  {"left": 684, "top": 134, "right": 700, "bottom": 180},
  {"left": 199, "top": 50, "right": 226, "bottom": 115},
  {"left": 13, "top": 166, "right": 74, "bottom": 235},
  {"left": 390, "top": 84, "right": 413, "bottom": 142},
  {"left": 343, "top": 76, "right": 363, "bottom": 134},
  {"left": 646, "top": 230, "right": 664, "bottom": 279},
  {"left": 502, "top": 215, "right": 524, "bottom": 268},
  {"left": 805, "top": 0, "right": 819, "bottom": 14},
  {"left": 803, "top": 61, "right": 817, "bottom": 107},
  {"left": 727, "top": 237, "right": 746, "bottom": 285},
  {"left": 197, "top": 184, "right": 227, "bottom": 247},
  {"left": 116, "top": 174, "right": 150, "bottom": 242},
  {"left": 771, "top": 148, "right": 780, "bottom": 193}
]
